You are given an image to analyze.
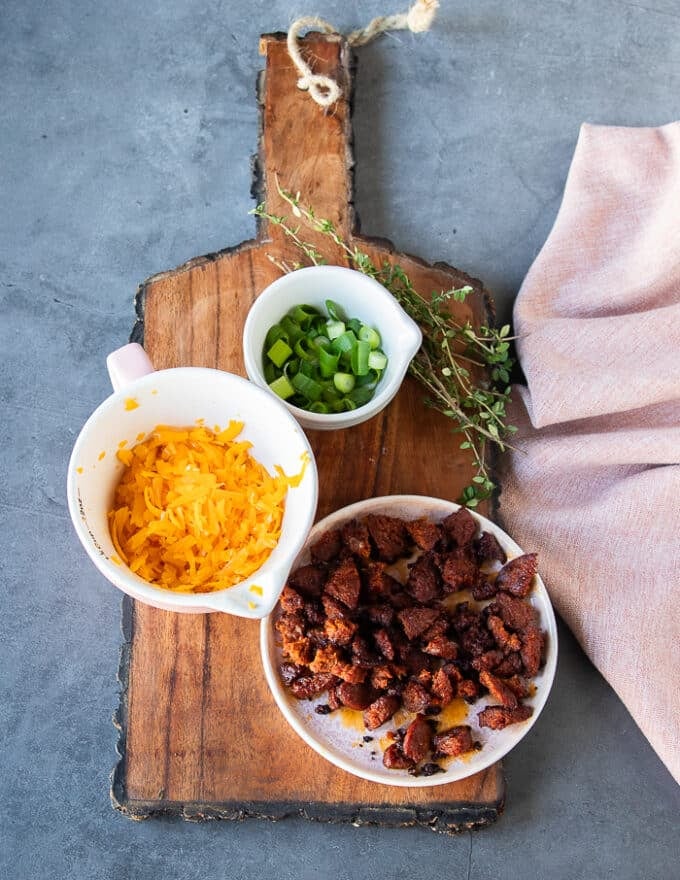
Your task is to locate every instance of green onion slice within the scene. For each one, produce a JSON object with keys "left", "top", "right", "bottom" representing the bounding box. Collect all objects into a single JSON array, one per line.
[
  {"left": 358, "top": 325, "right": 381, "bottom": 349},
  {"left": 331, "top": 329, "right": 357, "bottom": 356},
  {"left": 333, "top": 372, "right": 355, "bottom": 393},
  {"left": 368, "top": 350, "right": 387, "bottom": 371},
  {"left": 268, "top": 375, "right": 295, "bottom": 400},
  {"left": 350, "top": 340, "right": 370, "bottom": 376},
  {"left": 291, "top": 372, "right": 323, "bottom": 402},
  {"left": 325, "top": 299, "right": 346, "bottom": 322},
  {"left": 326, "top": 319, "right": 345, "bottom": 340},
  {"left": 264, "top": 323, "right": 289, "bottom": 350},
  {"left": 318, "top": 347, "right": 340, "bottom": 378},
  {"left": 266, "top": 338, "right": 293, "bottom": 368},
  {"left": 294, "top": 337, "right": 316, "bottom": 361},
  {"left": 289, "top": 304, "right": 320, "bottom": 329}
]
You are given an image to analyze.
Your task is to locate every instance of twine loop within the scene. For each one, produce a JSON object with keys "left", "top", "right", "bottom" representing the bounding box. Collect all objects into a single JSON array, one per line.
[
  {"left": 287, "top": 17, "right": 344, "bottom": 108},
  {"left": 287, "top": 1, "right": 439, "bottom": 108}
]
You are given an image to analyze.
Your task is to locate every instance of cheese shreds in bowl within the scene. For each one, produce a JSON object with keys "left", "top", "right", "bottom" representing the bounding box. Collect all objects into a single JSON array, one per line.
[{"left": 108, "top": 421, "right": 294, "bottom": 593}]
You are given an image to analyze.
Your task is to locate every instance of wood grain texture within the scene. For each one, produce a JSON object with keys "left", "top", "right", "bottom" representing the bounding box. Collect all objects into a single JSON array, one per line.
[{"left": 112, "top": 32, "right": 505, "bottom": 831}]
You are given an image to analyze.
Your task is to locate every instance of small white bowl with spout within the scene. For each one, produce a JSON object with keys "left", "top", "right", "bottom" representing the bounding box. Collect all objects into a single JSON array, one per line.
[
  {"left": 243, "top": 265, "right": 422, "bottom": 430},
  {"left": 67, "top": 343, "right": 318, "bottom": 617}
]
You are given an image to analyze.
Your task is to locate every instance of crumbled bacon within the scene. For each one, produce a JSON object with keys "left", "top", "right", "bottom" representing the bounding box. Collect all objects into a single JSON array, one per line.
[
  {"left": 364, "top": 694, "right": 400, "bottom": 730},
  {"left": 406, "top": 553, "right": 441, "bottom": 603},
  {"left": 475, "top": 531, "right": 507, "bottom": 565},
  {"left": 275, "top": 511, "right": 544, "bottom": 774},
  {"left": 398, "top": 605, "right": 441, "bottom": 640},
  {"left": 310, "top": 529, "right": 343, "bottom": 563},
  {"left": 342, "top": 519, "right": 372, "bottom": 559},
  {"left": 366, "top": 514, "right": 410, "bottom": 562},
  {"left": 405, "top": 517, "right": 441, "bottom": 551},
  {"left": 520, "top": 624, "right": 544, "bottom": 677},
  {"left": 487, "top": 615, "right": 522, "bottom": 652},
  {"left": 335, "top": 681, "right": 374, "bottom": 710},
  {"left": 433, "top": 725, "right": 476, "bottom": 758},
  {"left": 496, "top": 553, "right": 538, "bottom": 598},
  {"left": 440, "top": 552, "right": 479, "bottom": 593},
  {"left": 491, "top": 591, "right": 539, "bottom": 632},
  {"left": 324, "top": 557, "right": 361, "bottom": 609},
  {"left": 402, "top": 714, "right": 433, "bottom": 763},
  {"left": 289, "top": 563, "right": 325, "bottom": 597},
  {"left": 383, "top": 743, "right": 414, "bottom": 769},
  {"left": 441, "top": 507, "right": 478, "bottom": 548},
  {"left": 478, "top": 704, "right": 533, "bottom": 730},
  {"left": 479, "top": 670, "right": 519, "bottom": 708}
]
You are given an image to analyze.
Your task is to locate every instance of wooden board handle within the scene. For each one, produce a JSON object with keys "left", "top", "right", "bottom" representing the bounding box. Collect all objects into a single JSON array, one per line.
[{"left": 258, "top": 34, "right": 354, "bottom": 262}]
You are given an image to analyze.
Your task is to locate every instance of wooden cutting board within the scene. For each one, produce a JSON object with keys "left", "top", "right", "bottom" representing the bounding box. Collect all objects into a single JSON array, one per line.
[{"left": 111, "top": 31, "right": 505, "bottom": 832}]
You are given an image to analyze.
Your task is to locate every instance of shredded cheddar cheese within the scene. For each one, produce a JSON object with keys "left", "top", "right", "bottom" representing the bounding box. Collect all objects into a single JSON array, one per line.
[{"left": 108, "top": 421, "right": 295, "bottom": 593}]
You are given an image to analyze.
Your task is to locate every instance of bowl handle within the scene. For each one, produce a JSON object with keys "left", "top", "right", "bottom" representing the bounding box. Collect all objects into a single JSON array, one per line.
[{"left": 106, "top": 343, "right": 156, "bottom": 392}]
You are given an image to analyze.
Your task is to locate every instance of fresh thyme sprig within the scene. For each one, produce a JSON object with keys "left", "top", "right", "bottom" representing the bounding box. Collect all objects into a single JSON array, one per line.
[{"left": 250, "top": 184, "right": 517, "bottom": 507}]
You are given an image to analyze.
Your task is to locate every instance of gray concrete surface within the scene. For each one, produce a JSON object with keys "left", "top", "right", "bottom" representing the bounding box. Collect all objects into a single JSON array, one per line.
[{"left": 2, "top": 0, "right": 679, "bottom": 877}]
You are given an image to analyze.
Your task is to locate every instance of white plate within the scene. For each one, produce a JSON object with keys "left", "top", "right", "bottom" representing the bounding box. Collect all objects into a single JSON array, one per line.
[{"left": 260, "top": 495, "right": 558, "bottom": 787}]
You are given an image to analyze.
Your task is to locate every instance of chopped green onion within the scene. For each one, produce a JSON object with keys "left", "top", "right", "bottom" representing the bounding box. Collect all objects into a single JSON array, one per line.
[
  {"left": 331, "top": 329, "right": 357, "bottom": 356},
  {"left": 292, "top": 372, "right": 323, "bottom": 401},
  {"left": 325, "top": 299, "right": 345, "bottom": 322},
  {"left": 268, "top": 375, "right": 295, "bottom": 400},
  {"left": 318, "top": 347, "right": 340, "bottom": 378},
  {"left": 355, "top": 369, "right": 380, "bottom": 388},
  {"left": 333, "top": 372, "right": 356, "bottom": 393},
  {"left": 263, "top": 362, "right": 277, "bottom": 384},
  {"left": 289, "top": 304, "right": 320, "bottom": 329},
  {"left": 264, "top": 323, "right": 289, "bottom": 350},
  {"left": 261, "top": 300, "right": 389, "bottom": 414},
  {"left": 359, "top": 325, "right": 381, "bottom": 349},
  {"left": 350, "top": 340, "right": 370, "bottom": 376},
  {"left": 280, "top": 315, "right": 304, "bottom": 346},
  {"left": 298, "top": 359, "right": 316, "bottom": 378},
  {"left": 326, "top": 319, "right": 345, "bottom": 340},
  {"left": 294, "top": 337, "right": 316, "bottom": 360},
  {"left": 349, "top": 386, "right": 375, "bottom": 406},
  {"left": 368, "top": 350, "right": 387, "bottom": 371},
  {"left": 283, "top": 358, "right": 300, "bottom": 378},
  {"left": 267, "top": 338, "right": 293, "bottom": 368}
]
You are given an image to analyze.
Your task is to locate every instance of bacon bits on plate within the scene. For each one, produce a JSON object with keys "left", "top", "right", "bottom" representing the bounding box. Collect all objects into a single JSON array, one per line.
[{"left": 261, "top": 496, "right": 558, "bottom": 788}]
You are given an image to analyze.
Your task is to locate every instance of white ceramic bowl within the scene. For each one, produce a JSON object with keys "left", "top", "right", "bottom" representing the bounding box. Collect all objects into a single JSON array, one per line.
[
  {"left": 242, "top": 265, "right": 422, "bottom": 430},
  {"left": 67, "top": 345, "right": 318, "bottom": 617},
  {"left": 261, "top": 495, "right": 558, "bottom": 787}
]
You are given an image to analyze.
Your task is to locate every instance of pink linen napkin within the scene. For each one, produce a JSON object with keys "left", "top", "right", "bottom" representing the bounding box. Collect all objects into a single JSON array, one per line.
[{"left": 497, "top": 122, "right": 680, "bottom": 784}]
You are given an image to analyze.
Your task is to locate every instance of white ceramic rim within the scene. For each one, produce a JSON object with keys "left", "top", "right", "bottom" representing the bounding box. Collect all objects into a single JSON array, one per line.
[
  {"left": 67, "top": 367, "right": 319, "bottom": 617},
  {"left": 242, "top": 265, "right": 422, "bottom": 430},
  {"left": 260, "top": 495, "right": 558, "bottom": 787}
]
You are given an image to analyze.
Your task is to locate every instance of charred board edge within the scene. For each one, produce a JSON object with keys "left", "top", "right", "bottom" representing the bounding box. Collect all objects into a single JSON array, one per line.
[
  {"left": 110, "top": 794, "right": 504, "bottom": 833},
  {"left": 110, "top": 594, "right": 135, "bottom": 815}
]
